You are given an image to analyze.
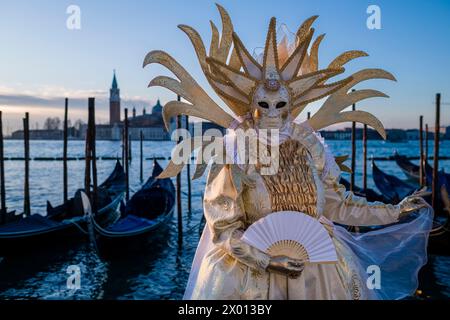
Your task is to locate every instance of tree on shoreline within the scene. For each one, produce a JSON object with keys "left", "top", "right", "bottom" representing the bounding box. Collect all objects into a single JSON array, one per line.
[{"left": 43, "top": 117, "right": 61, "bottom": 130}]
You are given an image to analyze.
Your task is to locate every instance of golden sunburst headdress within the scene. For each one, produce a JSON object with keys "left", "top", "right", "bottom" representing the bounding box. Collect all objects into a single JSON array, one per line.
[{"left": 143, "top": 4, "right": 396, "bottom": 178}]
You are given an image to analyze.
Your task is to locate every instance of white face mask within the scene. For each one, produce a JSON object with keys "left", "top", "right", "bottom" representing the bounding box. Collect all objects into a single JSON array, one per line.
[{"left": 251, "top": 84, "right": 291, "bottom": 130}]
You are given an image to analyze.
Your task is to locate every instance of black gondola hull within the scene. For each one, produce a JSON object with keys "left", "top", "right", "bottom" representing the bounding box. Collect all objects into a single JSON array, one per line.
[
  {"left": 428, "top": 233, "right": 450, "bottom": 256},
  {"left": 96, "top": 208, "right": 174, "bottom": 251},
  {"left": 0, "top": 222, "right": 82, "bottom": 256},
  {"left": 372, "top": 159, "right": 417, "bottom": 203},
  {"left": 92, "top": 160, "right": 176, "bottom": 250},
  {"left": 0, "top": 192, "right": 123, "bottom": 256}
]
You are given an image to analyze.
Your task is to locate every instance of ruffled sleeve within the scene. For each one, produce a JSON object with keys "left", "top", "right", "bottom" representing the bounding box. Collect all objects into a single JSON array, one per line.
[
  {"left": 203, "top": 163, "right": 271, "bottom": 271},
  {"left": 321, "top": 161, "right": 401, "bottom": 226},
  {"left": 291, "top": 120, "right": 402, "bottom": 226}
]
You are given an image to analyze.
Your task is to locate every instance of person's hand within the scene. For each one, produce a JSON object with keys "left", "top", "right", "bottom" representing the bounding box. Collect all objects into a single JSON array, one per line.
[
  {"left": 412, "top": 187, "right": 431, "bottom": 197},
  {"left": 399, "top": 195, "right": 429, "bottom": 219},
  {"left": 266, "top": 255, "right": 305, "bottom": 279}
]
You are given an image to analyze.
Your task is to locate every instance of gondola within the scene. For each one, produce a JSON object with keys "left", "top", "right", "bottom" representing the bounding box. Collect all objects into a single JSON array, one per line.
[
  {"left": 394, "top": 153, "right": 421, "bottom": 182},
  {"left": 1, "top": 210, "right": 19, "bottom": 225},
  {"left": 358, "top": 159, "right": 450, "bottom": 255},
  {"left": 91, "top": 160, "right": 175, "bottom": 245},
  {"left": 339, "top": 177, "right": 390, "bottom": 203},
  {"left": 346, "top": 166, "right": 450, "bottom": 255},
  {"left": 395, "top": 153, "right": 450, "bottom": 189},
  {"left": 394, "top": 156, "right": 450, "bottom": 254},
  {"left": 372, "top": 159, "right": 417, "bottom": 203},
  {"left": 425, "top": 165, "right": 450, "bottom": 195},
  {"left": 427, "top": 184, "right": 450, "bottom": 255},
  {"left": 0, "top": 161, "right": 125, "bottom": 255},
  {"left": 423, "top": 166, "right": 450, "bottom": 215},
  {"left": 47, "top": 159, "right": 125, "bottom": 226},
  {"left": 395, "top": 152, "right": 450, "bottom": 207}
]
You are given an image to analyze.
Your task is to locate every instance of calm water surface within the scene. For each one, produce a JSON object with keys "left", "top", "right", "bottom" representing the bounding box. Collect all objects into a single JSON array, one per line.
[{"left": 0, "top": 139, "right": 449, "bottom": 299}]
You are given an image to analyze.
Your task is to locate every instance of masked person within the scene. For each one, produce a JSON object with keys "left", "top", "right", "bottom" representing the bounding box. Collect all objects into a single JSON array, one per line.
[{"left": 144, "top": 4, "right": 433, "bottom": 300}]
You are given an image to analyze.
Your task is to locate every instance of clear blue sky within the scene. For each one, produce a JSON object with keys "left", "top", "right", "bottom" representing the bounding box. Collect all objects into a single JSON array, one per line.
[{"left": 0, "top": 0, "right": 449, "bottom": 133}]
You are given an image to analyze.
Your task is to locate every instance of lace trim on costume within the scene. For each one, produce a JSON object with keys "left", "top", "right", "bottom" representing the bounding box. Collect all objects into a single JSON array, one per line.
[
  {"left": 309, "top": 127, "right": 340, "bottom": 182},
  {"left": 350, "top": 273, "right": 362, "bottom": 300},
  {"left": 321, "top": 146, "right": 340, "bottom": 181}
]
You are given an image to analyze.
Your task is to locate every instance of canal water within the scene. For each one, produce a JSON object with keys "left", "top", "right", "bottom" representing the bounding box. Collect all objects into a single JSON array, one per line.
[{"left": 0, "top": 139, "right": 449, "bottom": 299}]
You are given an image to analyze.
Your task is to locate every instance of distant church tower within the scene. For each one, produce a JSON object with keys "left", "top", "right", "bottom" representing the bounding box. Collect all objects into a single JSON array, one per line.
[{"left": 109, "top": 70, "right": 121, "bottom": 125}]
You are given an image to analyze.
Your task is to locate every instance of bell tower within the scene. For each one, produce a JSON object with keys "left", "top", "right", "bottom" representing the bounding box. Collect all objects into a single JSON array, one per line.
[{"left": 109, "top": 70, "right": 121, "bottom": 125}]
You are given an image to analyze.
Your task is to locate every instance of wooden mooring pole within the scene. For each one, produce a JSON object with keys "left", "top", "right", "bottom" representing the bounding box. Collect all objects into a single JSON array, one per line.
[
  {"left": 140, "top": 130, "right": 144, "bottom": 183},
  {"left": 176, "top": 95, "right": 183, "bottom": 245},
  {"left": 128, "top": 134, "right": 132, "bottom": 162},
  {"left": 362, "top": 124, "right": 367, "bottom": 192},
  {"left": 23, "top": 112, "right": 30, "bottom": 217},
  {"left": 350, "top": 90, "right": 356, "bottom": 192},
  {"left": 63, "top": 98, "right": 69, "bottom": 203},
  {"left": 432, "top": 93, "right": 441, "bottom": 210},
  {"left": 84, "top": 103, "right": 92, "bottom": 201},
  {"left": 89, "top": 98, "right": 98, "bottom": 212},
  {"left": 0, "top": 111, "right": 6, "bottom": 223},
  {"left": 121, "top": 128, "right": 125, "bottom": 166},
  {"left": 419, "top": 115, "right": 425, "bottom": 187},
  {"left": 124, "top": 108, "right": 129, "bottom": 201},
  {"left": 186, "top": 115, "right": 191, "bottom": 215},
  {"left": 425, "top": 123, "right": 429, "bottom": 163}
]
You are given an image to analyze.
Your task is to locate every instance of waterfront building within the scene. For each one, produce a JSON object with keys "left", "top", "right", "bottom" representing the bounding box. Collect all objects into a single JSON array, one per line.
[
  {"left": 109, "top": 71, "right": 121, "bottom": 125},
  {"left": 84, "top": 72, "right": 173, "bottom": 141}
]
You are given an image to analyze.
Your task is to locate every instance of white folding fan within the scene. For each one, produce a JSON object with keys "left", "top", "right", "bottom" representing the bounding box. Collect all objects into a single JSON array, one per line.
[{"left": 241, "top": 211, "right": 338, "bottom": 264}]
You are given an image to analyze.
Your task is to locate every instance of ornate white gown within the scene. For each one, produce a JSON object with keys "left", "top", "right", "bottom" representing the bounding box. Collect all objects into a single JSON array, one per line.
[{"left": 184, "top": 122, "right": 433, "bottom": 300}]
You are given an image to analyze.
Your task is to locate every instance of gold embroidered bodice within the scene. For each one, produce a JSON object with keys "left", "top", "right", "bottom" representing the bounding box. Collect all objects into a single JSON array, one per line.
[
  {"left": 261, "top": 139, "right": 318, "bottom": 216},
  {"left": 242, "top": 139, "right": 318, "bottom": 225}
]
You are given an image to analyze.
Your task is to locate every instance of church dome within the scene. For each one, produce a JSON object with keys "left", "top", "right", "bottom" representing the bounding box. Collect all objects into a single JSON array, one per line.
[{"left": 152, "top": 99, "right": 163, "bottom": 114}]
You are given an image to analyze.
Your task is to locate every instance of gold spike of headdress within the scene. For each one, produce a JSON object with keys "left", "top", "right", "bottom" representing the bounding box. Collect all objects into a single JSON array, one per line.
[{"left": 143, "top": 4, "right": 396, "bottom": 179}]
